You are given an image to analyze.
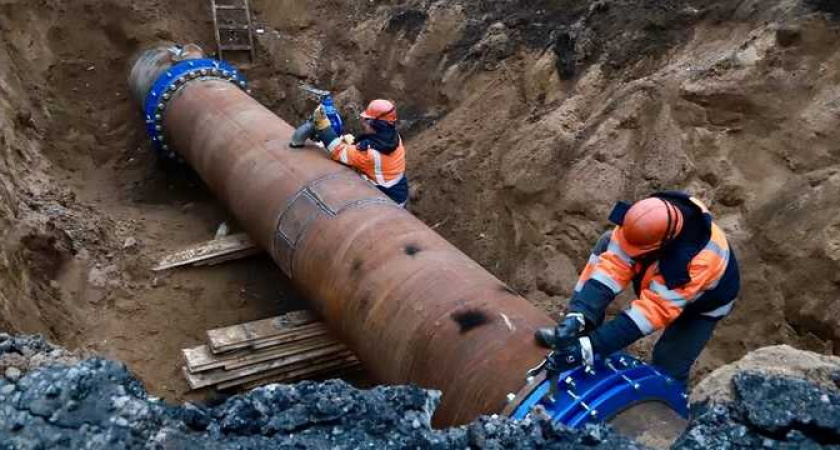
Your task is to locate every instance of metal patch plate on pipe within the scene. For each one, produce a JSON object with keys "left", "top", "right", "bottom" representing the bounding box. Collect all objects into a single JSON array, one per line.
[
  {"left": 273, "top": 173, "right": 391, "bottom": 277},
  {"left": 309, "top": 174, "right": 390, "bottom": 213}
]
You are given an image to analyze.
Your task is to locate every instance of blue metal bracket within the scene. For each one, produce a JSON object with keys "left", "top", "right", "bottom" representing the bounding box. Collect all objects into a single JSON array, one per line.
[
  {"left": 510, "top": 354, "right": 688, "bottom": 428},
  {"left": 142, "top": 58, "right": 247, "bottom": 160}
]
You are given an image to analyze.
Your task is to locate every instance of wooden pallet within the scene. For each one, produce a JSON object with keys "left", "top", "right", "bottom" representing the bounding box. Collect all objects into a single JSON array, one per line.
[
  {"left": 182, "top": 311, "right": 360, "bottom": 391},
  {"left": 210, "top": 0, "right": 256, "bottom": 64}
]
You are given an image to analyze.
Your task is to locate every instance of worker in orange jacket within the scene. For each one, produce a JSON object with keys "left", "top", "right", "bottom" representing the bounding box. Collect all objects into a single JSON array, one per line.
[
  {"left": 312, "top": 100, "right": 409, "bottom": 207},
  {"left": 535, "top": 191, "right": 740, "bottom": 384}
]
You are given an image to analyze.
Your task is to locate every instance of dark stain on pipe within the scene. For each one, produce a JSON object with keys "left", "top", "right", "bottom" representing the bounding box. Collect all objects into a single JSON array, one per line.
[
  {"left": 451, "top": 309, "right": 491, "bottom": 334},
  {"left": 351, "top": 259, "right": 363, "bottom": 275},
  {"left": 404, "top": 244, "right": 421, "bottom": 256}
]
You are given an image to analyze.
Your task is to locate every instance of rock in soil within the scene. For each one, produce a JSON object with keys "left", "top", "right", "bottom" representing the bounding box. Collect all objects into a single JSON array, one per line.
[
  {"left": 676, "top": 372, "right": 840, "bottom": 448},
  {"left": 0, "top": 335, "right": 644, "bottom": 449}
]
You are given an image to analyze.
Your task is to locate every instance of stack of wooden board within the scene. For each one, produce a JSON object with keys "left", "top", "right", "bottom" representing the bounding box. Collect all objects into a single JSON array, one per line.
[{"left": 182, "top": 311, "right": 359, "bottom": 391}]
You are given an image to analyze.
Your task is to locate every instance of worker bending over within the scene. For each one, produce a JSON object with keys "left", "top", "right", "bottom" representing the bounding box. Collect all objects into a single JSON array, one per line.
[
  {"left": 535, "top": 191, "right": 740, "bottom": 384},
  {"left": 312, "top": 100, "right": 409, "bottom": 207}
]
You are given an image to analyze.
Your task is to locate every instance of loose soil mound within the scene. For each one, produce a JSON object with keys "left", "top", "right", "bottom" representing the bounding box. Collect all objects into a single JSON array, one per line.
[{"left": 0, "top": 335, "right": 644, "bottom": 449}]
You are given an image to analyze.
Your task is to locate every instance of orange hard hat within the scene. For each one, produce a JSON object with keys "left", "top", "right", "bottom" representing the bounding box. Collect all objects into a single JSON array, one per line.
[
  {"left": 360, "top": 99, "right": 398, "bottom": 123},
  {"left": 616, "top": 197, "right": 684, "bottom": 257}
]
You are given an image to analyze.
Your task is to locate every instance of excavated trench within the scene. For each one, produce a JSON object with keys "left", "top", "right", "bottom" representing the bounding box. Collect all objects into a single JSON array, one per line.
[
  {"left": 1, "top": 0, "right": 840, "bottom": 446},
  {"left": 0, "top": 0, "right": 308, "bottom": 403}
]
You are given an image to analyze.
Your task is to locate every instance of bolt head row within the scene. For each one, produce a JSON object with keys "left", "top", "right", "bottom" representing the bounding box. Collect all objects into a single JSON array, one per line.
[{"left": 148, "top": 63, "right": 246, "bottom": 160}]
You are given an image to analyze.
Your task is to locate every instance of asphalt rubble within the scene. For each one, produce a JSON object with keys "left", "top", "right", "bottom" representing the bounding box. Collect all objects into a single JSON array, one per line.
[{"left": 0, "top": 334, "right": 839, "bottom": 449}]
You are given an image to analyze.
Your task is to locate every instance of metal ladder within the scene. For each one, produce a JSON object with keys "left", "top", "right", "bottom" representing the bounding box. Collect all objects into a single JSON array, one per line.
[{"left": 210, "top": 0, "right": 256, "bottom": 64}]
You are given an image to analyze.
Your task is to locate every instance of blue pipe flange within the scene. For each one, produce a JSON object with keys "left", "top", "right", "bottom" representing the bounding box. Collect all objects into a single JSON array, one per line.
[
  {"left": 507, "top": 354, "right": 688, "bottom": 428},
  {"left": 143, "top": 58, "right": 247, "bottom": 160}
]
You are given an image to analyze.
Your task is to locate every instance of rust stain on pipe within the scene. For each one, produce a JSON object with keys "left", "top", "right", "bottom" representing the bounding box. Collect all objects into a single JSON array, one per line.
[{"left": 130, "top": 46, "right": 553, "bottom": 425}]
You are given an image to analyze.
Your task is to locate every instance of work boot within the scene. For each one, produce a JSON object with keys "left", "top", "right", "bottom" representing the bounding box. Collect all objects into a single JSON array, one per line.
[{"left": 534, "top": 313, "right": 586, "bottom": 349}]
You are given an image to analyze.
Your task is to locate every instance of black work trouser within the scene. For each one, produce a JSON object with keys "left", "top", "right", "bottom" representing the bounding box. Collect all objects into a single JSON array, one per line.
[
  {"left": 650, "top": 313, "right": 719, "bottom": 384},
  {"left": 580, "top": 232, "right": 723, "bottom": 385}
]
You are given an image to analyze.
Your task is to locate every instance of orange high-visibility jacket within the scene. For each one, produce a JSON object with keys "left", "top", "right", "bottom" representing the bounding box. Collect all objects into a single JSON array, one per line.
[
  {"left": 574, "top": 196, "right": 737, "bottom": 335},
  {"left": 327, "top": 136, "right": 406, "bottom": 188}
]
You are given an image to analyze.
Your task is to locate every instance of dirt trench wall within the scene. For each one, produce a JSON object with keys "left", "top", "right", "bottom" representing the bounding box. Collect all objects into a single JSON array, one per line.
[
  {"left": 0, "top": 0, "right": 213, "bottom": 344},
  {"left": 251, "top": 0, "right": 840, "bottom": 381},
  {"left": 0, "top": 11, "right": 75, "bottom": 337},
  {"left": 0, "top": 0, "right": 312, "bottom": 402}
]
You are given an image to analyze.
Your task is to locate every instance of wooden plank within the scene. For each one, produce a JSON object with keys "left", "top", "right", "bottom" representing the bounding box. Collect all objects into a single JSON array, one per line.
[
  {"left": 187, "top": 311, "right": 321, "bottom": 369},
  {"left": 234, "top": 327, "right": 331, "bottom": 352},
  {"left": 212, "top": 326, "right": 329, "bottom": 354},
  {"left": 216, "top": 352, "right": 355, "bottom": 390},
  {"left": 185, "top": 345, "right": 349, "bottom": 390},
  {"left": 232, "top": 357, "right": 360, "bottom": 391},
  {"left": 183, "top": 345, "right": 230, "bottom": 373},
  {"left": 207, "top": 315, "right": 322, "bottom": 353},
  {"left": 185, "top": 333, "right": 334, "bottom": 370},
  {"left": 153, "top": 233, "right": 258, "bottom": 271},
  {"left": 207, "top": 312, "right": 316, "bottom": 346},
  {"left": 207, "top": 313, "right": 319, "bottom": 350},
  {"left": 280, "top": 357, "right": 360, "bottom": 384},
  {"left": 184, "top": 344, "right": 348, "bottom": 389},
  {"left": 184, "top": 334, "right": 336, "bottom": 373},
  {"left": 223, "top": 338, "right": 339, "bottom": 370},
  {"left": 218, "top": 353, "right": 358, "bottom": 390},
  {"left": 193, "top": 247, "right": 262, "bottom": 267}
]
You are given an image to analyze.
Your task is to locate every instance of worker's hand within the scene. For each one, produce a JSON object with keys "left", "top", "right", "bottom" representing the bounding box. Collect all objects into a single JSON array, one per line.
[
  {"left": 341, "top": 134, "right": 355, "bottom": 145},
  {"left": 312, "top": 105, "right": 331, "bottom": 131},
  {"left": 545, "top": 337, "right": 594, "bottom": 374},
  {"left": 534, "top": 313, "right": 587, "bottom": 348},
  {"left": 557, "top": 313, "right": 586, "bottom": 339}
]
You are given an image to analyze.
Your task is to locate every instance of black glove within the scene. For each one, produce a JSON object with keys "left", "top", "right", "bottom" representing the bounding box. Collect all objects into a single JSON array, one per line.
[
  {"left": 535, "top": 313, "right": 587, "bottom": 349},
  {"left": 545, "top": 336, "right": 594, "bottom": 374},
  {"left": 557, "top": 312, "right": 587, "bottom": 339}
]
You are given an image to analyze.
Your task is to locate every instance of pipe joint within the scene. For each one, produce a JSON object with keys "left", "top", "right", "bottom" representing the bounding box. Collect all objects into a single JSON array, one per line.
[
  {"left": 503, "top": 353, "right": 689, "bottom": 427},
  {"left": 142, "top": 58, "right": 247, "bottom": 160}
]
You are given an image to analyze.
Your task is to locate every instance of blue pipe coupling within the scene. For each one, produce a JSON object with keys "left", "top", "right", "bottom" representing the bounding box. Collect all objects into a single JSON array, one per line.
[
  {"left": 508, "top": 354, "right": 689, "bottom": 428},
  {"left": 134, "top": 46, "right": 248, "bottom": 160}
]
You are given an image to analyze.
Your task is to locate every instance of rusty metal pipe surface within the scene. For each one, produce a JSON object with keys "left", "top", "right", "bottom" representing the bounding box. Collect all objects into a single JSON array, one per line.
[{"left": 130, "top": 47, "right": 553, "bottom": 425}]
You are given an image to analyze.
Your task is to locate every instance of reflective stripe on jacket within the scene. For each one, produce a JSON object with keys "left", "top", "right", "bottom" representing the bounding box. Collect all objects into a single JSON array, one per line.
[
  {"left": 327, "top": 136, "right": 406, "bottom": 188},
  {"left": 572, "top": 197, "right": 735, "bottom": 335}
]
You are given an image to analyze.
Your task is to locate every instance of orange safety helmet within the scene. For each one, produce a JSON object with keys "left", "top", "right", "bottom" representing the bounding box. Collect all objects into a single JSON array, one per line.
[
  {"left": 616, "top": 197, "right": 684, "bottom": 257},
  {"left": 360, "top": 99, "right": 398, "bottom": 123}
]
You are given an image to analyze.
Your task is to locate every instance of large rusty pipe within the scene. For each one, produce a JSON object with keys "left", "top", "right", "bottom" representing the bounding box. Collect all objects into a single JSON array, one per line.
[{"left": 129, "top": 46, "right": 553, "bottom": 425}]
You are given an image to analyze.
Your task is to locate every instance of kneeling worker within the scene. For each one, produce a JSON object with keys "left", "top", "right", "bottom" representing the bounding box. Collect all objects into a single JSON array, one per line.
[
  {"left": 311, "top": 100, "right": 409, "bottom": 207},
  {"left": 535, "top": 191, "right": 740, "bottom": 385}
]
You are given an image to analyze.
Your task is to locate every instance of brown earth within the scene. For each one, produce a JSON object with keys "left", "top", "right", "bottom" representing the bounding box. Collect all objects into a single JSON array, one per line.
[
  {"left": 691, "top": 344, "right": 840, "bottom": 405},
  {"left": 249, "top": 0, "right": 840, "bottom": 385},
  {"left": 0, "top": 0, "right": 302, "bottom": 402},
  {"left": 0, "top": 0, "right": 839, "bottom": 404}
]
